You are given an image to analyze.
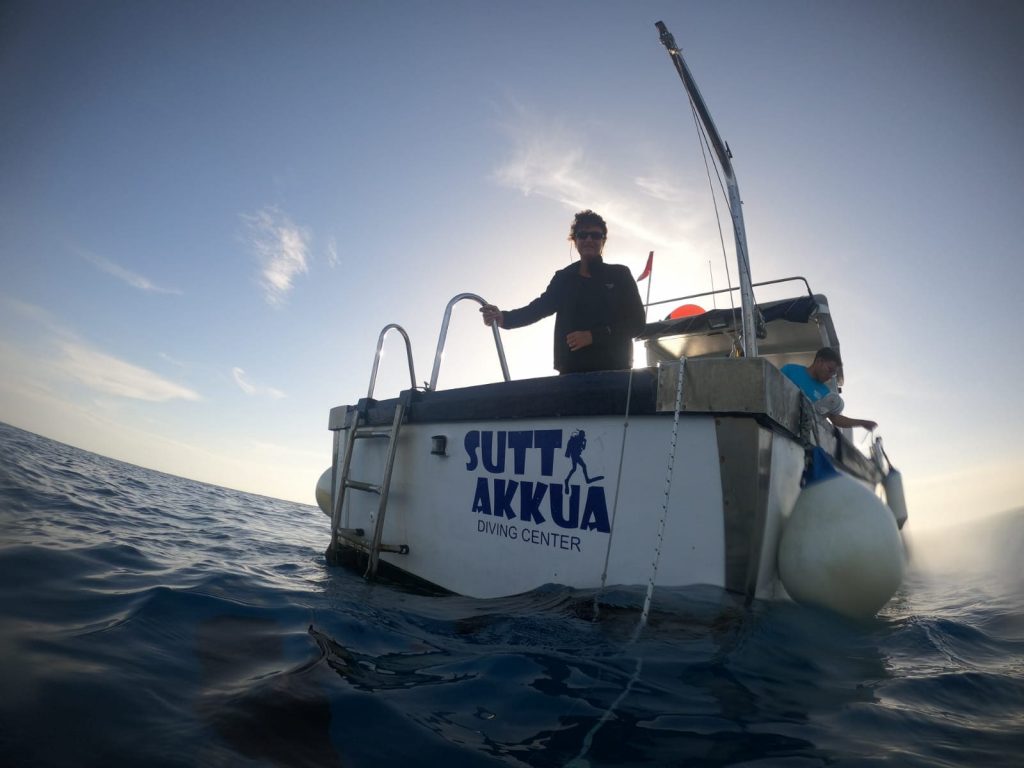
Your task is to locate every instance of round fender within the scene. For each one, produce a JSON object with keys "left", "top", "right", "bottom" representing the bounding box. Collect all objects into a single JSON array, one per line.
[
  {"left": 779, "top": 472, "right": 904, "bottom": 619},
  {"left": 315, "top": 467, "right": 333, "bottom": 518},
  {"left": 883, "top": 468, "right": 908, "bottom": 530}
]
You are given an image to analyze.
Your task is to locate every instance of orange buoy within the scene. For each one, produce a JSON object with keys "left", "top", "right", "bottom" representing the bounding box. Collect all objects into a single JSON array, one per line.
[{"left": 667, "top": 303, "right": 705, "bottom": 319}]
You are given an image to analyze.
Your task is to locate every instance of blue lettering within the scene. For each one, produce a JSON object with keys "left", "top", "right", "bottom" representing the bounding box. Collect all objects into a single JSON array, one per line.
[
  {"left": 580, "top": 486, "right": 610, "bottom": 532},
  {"left": 550, "top": 483, "right": 580, "bottom": 529},
  {"left": 481, "top": 431, "right": 506, "bottom": 474},
  {"left": 494, "top": 478, "right": 518, "bottom": 520},
  {"left": 472, "top": 476, "right": 491, "bottom": 514},
  {"left": 465, "top": 429, "right": 567, "bottom": 477},
  {"left": 534, "top": 430, "right": 562, "bottom": 477},
  {"left": 507, "top": 431, "right": 533, "bottom": 475},
  {"left": 465, "top": 431, "right": 480, "bottom": 471},
  {"left": 519, "top": 481, "right": 547, "bottom": 524},
  {"left": 467, "top": 428, "right": 609, "bottom": 537},
  {"left": 478, "top": 519, "right": 518, "bottom": 540}
]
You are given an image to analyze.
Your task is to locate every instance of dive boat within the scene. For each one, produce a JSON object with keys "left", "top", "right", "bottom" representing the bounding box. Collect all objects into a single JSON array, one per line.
[{"left": 313, "top": 22, "right": 907, "bottom": 619}]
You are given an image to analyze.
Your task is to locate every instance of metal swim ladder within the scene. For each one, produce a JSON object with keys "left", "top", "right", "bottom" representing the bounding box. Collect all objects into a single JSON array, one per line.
[
  {"left": 329, "top": 295, "right": 511, "bottom": 580},
  {"left": 330, "top": 324, "right": 416, "bottom": 579}
]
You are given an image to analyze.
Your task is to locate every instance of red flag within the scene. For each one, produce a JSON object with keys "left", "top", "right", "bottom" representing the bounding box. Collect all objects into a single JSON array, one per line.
[{"left": 637, "top": 251, "right": 653, "bottom": 281}]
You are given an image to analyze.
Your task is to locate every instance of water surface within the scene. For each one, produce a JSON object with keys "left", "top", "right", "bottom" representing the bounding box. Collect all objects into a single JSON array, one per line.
[{"left": 1, "top": 422, "right": 1020, "bottom": 766}]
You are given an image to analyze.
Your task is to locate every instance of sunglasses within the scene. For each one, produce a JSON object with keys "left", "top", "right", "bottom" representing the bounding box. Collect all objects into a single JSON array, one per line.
[{"left": 574, "top": 232, "right": 606, "bottom": 241}]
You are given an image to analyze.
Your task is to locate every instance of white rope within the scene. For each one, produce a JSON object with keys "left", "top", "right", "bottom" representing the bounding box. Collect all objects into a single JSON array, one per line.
[
  {"left": 592, "top": 256, "right": 655, "bottom": 620},
  {"left": 572, "top": 59, "right": 730, "bottom": 768},
  {"left": 564, "top": 655, "right": 644, "bottom": 768},
  {"left": 593, "top": 375, "right": 634, "bottom": 620},
  {"left": 634, "top": 356, "right": 686, "bottom": 639},
  {"left": 569, "top": 358, "right": 687, "bottom": 766},
  {"left": 689, "top": 98, "right": 741, "bottom": 353}
]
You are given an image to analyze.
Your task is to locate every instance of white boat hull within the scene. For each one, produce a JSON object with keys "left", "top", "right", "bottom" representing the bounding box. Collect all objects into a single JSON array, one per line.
[
  {"left": 320, "top": 360, "right": 893, "bottom": 609},
  {"left": 336, "top": 415, "right": 727, "bottom": 598}
]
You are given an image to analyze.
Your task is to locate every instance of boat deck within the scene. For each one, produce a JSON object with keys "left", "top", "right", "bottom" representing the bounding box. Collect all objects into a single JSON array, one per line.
[{"left": 328, "top": 358, "right": 881, "bottom": 485}]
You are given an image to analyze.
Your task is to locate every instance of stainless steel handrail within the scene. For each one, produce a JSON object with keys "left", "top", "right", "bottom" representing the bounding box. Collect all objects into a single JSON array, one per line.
[
  {"left": 367, "top": 324, "right": 417, "bottom": 400},
  {"left": 429, "top": 293, "right": 510, "bottom": 391},
  {"left": 645, "top": 276, "right": 815, "bottom": 310}
]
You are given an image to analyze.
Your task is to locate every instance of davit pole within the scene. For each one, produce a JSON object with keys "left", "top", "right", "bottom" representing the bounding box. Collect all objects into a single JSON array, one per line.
[{"left": 656, "top": 21, "right": 758, "bottom": 358}]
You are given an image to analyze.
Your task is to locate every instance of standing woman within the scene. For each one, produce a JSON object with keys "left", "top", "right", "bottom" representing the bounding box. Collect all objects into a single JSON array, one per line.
[{"left": 480, "top": 210, "right": 645, "bottom": 374}]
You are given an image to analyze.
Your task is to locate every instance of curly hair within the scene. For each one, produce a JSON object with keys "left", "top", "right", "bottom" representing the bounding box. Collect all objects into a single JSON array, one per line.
[{"left": 568, "top": 210, "right": 608, "bottom": 241}]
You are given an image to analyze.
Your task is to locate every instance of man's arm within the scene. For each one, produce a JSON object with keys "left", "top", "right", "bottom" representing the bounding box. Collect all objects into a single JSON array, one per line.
[
  {"left": 828, "top": 414, "right": 878, "bottom": 431},
  {"left": 495, "top": 272, "right": 561, "bottom": 329},
  {"left": 482, "top": 272, "right": 564, "bottom": 330}
]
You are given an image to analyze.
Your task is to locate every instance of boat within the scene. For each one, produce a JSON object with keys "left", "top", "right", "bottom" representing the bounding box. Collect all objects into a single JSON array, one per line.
[{"left": 313, "top": 22, "right": 908, "bottom": 620}]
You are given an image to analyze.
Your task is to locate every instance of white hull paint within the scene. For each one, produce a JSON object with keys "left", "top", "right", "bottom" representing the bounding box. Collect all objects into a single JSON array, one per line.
[{"left": 334, "top": 416, "right": 728, "bottom": 598}]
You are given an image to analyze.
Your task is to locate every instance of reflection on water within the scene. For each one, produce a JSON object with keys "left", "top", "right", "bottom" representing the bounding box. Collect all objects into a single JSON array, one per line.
[{"left": 196, "top": 615, "right": 339, "bottom": 767}]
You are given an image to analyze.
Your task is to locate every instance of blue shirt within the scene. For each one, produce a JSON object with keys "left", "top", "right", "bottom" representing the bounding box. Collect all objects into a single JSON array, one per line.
[{"left": 781, "top": 363, "right": 831, "bottom": 402}]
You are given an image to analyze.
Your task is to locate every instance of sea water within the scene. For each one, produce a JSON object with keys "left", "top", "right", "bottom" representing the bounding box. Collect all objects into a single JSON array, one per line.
[{"left": 0, "top": 421, "right": 1021, "bottom": 767}]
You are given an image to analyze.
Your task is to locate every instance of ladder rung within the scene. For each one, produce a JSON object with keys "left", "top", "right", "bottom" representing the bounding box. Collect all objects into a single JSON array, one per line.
[
  {"left": 336, "top": 531, "right": 368, "bottom": 550},
  {"left": 345, "top": 479, "right": 381, "bottom": 494},
  {"left": 354, "top": 428, "right": 392, "bottom": 439},
  {"left": 338, "top": 527, "right": 365, "bottom": 537},
  {"left": 335, "top": 530, "right": 409, "bottom": 555}
]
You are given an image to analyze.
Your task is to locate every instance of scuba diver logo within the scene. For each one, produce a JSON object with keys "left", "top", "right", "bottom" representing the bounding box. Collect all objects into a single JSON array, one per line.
[
  {"left": 465, "top": 428, "right": 611, "bottom": 535},
  {"left": 563, "top": 430, "right": 604, "bottom": 493}
]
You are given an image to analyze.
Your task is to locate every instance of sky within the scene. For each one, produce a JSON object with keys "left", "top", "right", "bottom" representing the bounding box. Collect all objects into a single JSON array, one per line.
[{"left": 1, "top": 0, "right": 1022, "bottom": 529}]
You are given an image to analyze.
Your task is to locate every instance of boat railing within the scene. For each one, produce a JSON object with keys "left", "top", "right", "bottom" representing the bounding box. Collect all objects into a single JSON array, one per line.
[
  {"left": 429, "top": 293, "right": 511, "bottom": 391},
  {"left": 640, "top": 276, "right": 837, "bottom": 368},
  {"left": 366, "top": 323, "right": 417, "bottom": 400},
  {"left": 645, "top": 275, "right": 815, "bottom": 312}
]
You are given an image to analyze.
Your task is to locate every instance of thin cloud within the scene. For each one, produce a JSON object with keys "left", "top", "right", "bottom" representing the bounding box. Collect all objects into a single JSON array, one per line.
[
  {"left": 634, "top": 176, "right": 687, "bottom": 204},
  {"left": 492, "top": 104, "right": 706, "bottom": 252},
  {"left": 326, "top": 236, "right": 340, "bottom": 268},
  {"left": 56, "top": 341, "right": 201, "bottom": 402},
  {"left": 242, "top": 208, "right": 310, "bottom": 306},
  {"left": 493, "top": 111, "right": 590, "bottom": 206},
  {"left": 1, "top": 296, "right": 62, "bottom": 328},
  {"left": 81, "top": 251, "right": 182, "bottom": 294},
  {"left": 231, "top": 367, "right": 286, "bottom": 399},
  {"left": 159, "top": 351, "right": 188, "bottom": 368}
]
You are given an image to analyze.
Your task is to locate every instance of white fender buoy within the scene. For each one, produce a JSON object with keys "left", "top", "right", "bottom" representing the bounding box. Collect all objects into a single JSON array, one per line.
[
  {"left": 315, "top": 467, "right": 333, "bottom": 517},
  {"left": 779, "top": 471, "right": 904, "bottom": 619},
  {"left": 883, "top": 468, "right": 908, "bottom": 530},
  {"left": 870, "top": 436, "right": 909, "bottom": 530}
]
